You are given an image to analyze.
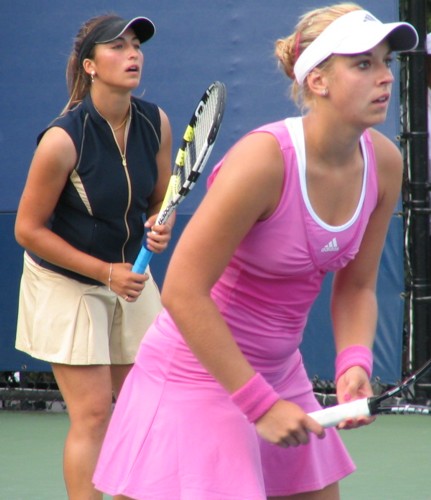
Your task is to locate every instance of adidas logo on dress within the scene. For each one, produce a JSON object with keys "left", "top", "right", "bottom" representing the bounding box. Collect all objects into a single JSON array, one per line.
[{"left": 321, "top": 237, "right": 339, "bottom": 252}]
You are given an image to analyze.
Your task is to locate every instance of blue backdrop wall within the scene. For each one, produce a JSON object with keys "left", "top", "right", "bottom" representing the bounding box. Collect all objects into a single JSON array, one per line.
[{"left": 0, "top": 0, "right": 405, "bottom": 383}]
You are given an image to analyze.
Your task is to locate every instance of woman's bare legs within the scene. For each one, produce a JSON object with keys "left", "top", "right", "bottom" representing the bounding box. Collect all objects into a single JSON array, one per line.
[{"left": 52, "top": 363, "right": 131, "bottom": 500}]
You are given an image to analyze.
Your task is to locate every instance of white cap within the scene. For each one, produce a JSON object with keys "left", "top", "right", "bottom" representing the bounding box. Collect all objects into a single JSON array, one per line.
[
  {"left": 426, "top": 33, "right": 431, "bottom": 54},
  {"left": 294, "top": 10, "right": 418, "bottom": 86}
]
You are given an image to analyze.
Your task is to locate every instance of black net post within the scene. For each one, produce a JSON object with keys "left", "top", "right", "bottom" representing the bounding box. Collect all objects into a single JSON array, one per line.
[{"left": 400, "top": 0, "right": 431, "bottom": 397}]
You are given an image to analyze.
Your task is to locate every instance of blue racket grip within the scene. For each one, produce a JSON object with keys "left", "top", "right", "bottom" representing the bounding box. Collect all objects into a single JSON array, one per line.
[{"left": 132, "top": 246, "right": 154, "bottom": 273}]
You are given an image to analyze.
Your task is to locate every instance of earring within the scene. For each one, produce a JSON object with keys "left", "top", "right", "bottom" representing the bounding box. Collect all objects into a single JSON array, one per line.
[
  {"left": 321, "top": 88, "right": 329, "bottom": 97},
  {"left": 90, "top": 71, "right": 95, "bottom": 84}
]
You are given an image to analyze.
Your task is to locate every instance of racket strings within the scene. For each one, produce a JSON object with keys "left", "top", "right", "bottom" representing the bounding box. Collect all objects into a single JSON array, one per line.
[
  {"left": 132, "top": 82, "right": 225, "bottom": 274},
  {"left": 182, "top": 89, "right": 221, "bottom": 179},
  {"left": 172, "top": 82, "right": 225, "bottom": 200}
]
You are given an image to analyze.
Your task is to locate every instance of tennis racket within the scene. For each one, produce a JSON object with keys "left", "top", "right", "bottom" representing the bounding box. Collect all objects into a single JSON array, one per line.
[
  {"left": 132, "top": 81, "right": 227, "bottom": 273},
  {"left": 309, "top": 358, "right": 431, "bottom": 427}
]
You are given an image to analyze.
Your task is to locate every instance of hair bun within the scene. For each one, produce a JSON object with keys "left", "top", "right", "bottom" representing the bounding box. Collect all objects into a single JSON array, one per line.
[{"left": 275, "top": 36, "right": 296, "bottom": 80}]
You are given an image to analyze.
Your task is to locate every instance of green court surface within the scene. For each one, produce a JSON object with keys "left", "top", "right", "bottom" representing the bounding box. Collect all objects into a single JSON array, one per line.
[{"left": 0, "top": 411, "right": 429, "bottom": 499}]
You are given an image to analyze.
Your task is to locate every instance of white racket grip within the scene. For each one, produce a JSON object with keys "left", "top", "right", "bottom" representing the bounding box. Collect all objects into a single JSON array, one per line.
[{"left": 308, "top": 398, "right": 371, "bottom": 428}]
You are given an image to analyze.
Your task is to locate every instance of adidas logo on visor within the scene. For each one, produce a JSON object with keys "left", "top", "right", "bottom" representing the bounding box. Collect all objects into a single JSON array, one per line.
[{"left": 363, "top": 13, "right": 378, "bottom": 23}]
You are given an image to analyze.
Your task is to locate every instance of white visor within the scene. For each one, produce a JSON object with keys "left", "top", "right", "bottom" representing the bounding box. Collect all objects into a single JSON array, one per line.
[{"left": 294, "top": 10, "right": 418, "bottom": 86}]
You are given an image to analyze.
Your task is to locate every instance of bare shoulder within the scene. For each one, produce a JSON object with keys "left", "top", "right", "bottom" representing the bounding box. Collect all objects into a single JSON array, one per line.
[
  {"left": 35, "top": 126, "right": 77, "bottom": 174},
  {"left": 367, "top": 127, "right": 402, "bottom": 170},
  {"left": 212, "top": 131, "right": 285, "bottom": 220},
  {"left": 367, "top": 128, "right": 403, "bottom": 202},
  {"left": 223, "top": 131, "right": 283, "bottom": 176},
  {"left": 157, "top": 106, "right": 170, "bottom": 127},
  {"left": 39, "top": 125, "right": 75, "bottom": 149}
]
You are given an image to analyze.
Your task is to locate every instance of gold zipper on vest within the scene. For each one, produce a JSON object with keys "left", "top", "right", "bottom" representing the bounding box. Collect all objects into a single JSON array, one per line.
[{"left": 110, "top": 123, "right": 132, "bottom": 263}]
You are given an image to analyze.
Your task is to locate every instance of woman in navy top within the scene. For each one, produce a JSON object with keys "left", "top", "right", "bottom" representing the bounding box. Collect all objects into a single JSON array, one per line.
[{"left": 15, "top": 14, "right": 173, "bottom": 499}]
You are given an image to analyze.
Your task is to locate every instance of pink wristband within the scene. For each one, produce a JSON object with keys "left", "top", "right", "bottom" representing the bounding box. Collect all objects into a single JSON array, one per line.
[
  {"left": 230, "top": 373, "right": 280, "bottom": 423},
  {"left": 335, "top": 345, "right": 373, "bottom": 383}
]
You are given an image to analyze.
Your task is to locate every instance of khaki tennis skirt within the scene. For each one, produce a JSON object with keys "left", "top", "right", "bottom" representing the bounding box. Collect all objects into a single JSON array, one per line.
[{"left": 15, "top": 252, "right": 162, "bottom": 365}]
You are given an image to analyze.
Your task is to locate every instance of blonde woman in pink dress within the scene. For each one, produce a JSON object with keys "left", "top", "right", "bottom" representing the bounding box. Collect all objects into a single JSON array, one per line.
[{"left": 93, "top": 4, "right": 418, "bottom": 499}]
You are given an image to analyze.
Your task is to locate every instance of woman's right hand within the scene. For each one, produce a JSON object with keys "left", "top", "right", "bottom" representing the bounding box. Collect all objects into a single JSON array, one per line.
[{"left": 254, "top": 399, "right": 326, "bottom": 447}]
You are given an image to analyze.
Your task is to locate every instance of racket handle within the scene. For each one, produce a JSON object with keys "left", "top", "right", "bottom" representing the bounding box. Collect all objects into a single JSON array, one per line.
[
  {"left": 308, "top": 398, "right": 371, "bottom": 428},
  {"left": 132, "top": 247, "right": 154, "bottom": 273},
  {"left": 133, "top": 204, "right": 174, "bottom": 273}
]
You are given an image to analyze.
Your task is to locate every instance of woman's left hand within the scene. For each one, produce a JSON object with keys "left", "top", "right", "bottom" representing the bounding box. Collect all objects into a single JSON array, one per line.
[
  {"left": 144, "top": 214, "right": 173, "bottom": 254},
  {"left": 335, "top": 366, "right": 376, "bottom": 429}
]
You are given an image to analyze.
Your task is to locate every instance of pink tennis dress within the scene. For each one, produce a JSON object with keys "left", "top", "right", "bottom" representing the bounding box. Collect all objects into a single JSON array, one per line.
[{"left": 93, "top": 117, "right": 378, "bottom": 499}]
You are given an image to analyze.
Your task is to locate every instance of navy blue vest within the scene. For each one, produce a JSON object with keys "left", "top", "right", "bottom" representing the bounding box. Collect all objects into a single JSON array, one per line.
[{"left": 30, "top": 94, "right": 161, "bottom": 284}]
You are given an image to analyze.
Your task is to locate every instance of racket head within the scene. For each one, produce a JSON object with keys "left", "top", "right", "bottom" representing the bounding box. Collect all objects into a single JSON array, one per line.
[{"left": 156, "top": 81, "right": 226, "bottom": 225}]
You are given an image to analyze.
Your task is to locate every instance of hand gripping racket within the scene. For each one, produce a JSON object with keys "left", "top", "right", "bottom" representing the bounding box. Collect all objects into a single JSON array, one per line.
[
  {"left": 133, "top": 81, "right": 227, "bottom": 273},
  {"left": 309, "top": 358, "right": 431, "bottom": 427}
]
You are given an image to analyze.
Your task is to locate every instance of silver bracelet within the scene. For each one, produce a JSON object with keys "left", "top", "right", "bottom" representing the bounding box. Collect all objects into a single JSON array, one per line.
[{"left": 108, "top": 263, "right": 113, "bottom": 291}]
